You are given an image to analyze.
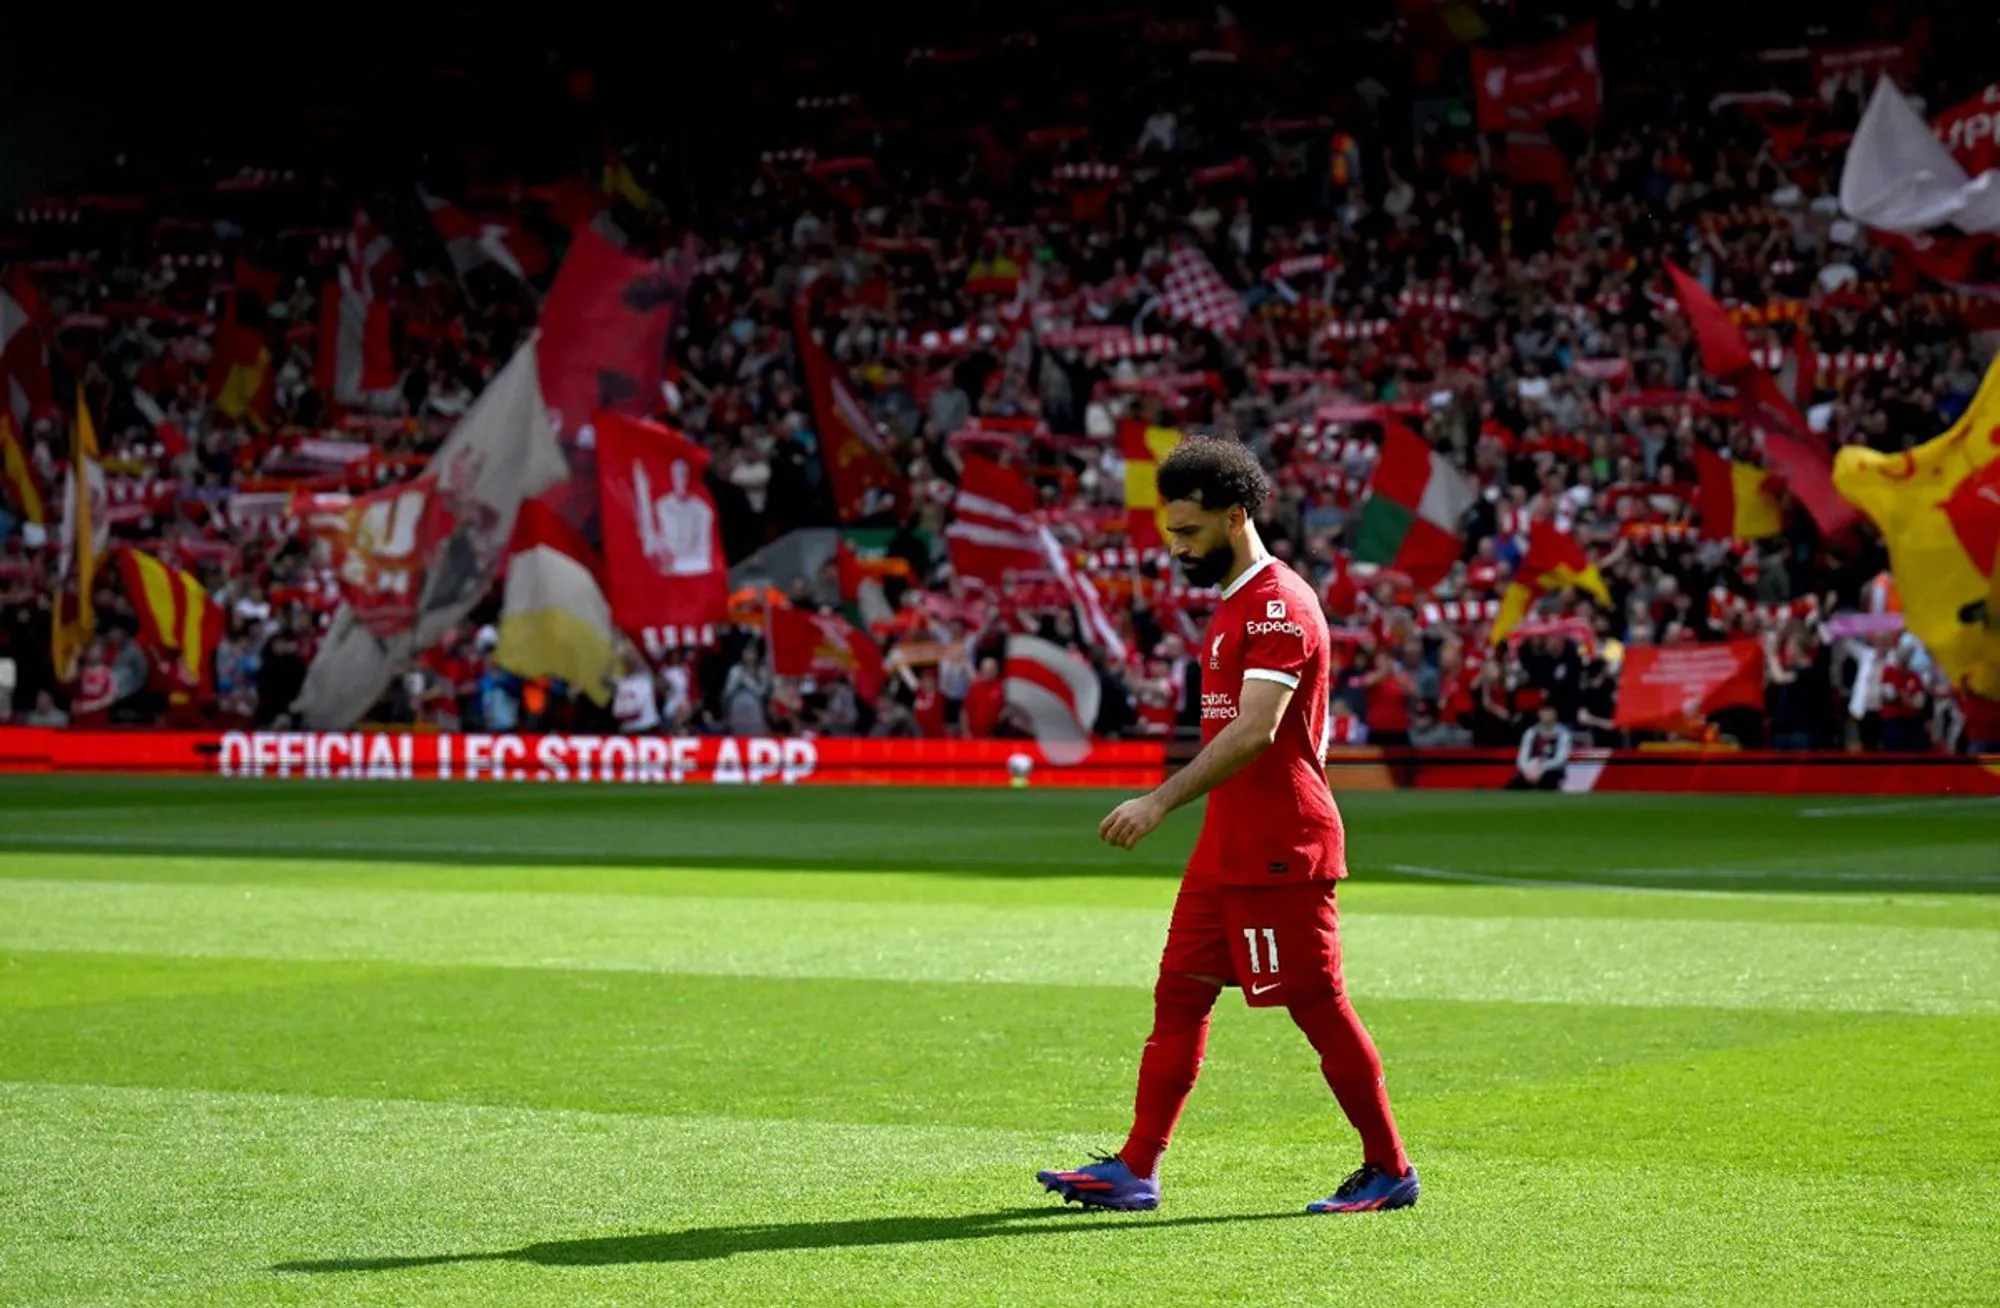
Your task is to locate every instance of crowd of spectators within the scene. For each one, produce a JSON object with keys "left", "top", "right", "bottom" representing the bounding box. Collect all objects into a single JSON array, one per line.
[{"left": 1, "top": 5, "right": 1993, "bottom": 754}]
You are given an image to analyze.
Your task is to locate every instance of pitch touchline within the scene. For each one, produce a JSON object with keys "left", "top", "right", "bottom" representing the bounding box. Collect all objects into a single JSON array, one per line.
[
  {"left": 1385, "top": 863, "right": 2000, "bottom": 894},
  {"left": 1386, "top": 863, "right": 1708, "bottom": 896},
  {"left": 1797, "top": 797, "right": 2000, "bottom": 818},
  {"left": 0, "top": 833, "right": 631, "bottom": 859}
]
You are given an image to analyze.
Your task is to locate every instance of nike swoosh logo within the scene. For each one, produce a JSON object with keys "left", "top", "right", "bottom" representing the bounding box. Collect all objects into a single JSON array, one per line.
[{"left": 1250, "top": 982, "right": 1281, "bottom": 995}]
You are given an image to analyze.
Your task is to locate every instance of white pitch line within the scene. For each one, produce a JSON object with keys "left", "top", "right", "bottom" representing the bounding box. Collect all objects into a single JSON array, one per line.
[
  {"left": 1798, "top": 796, "right": 2000, "bottom": 818},
  {"left": 1387, "top": 862, "right": 2000, "bottom": 896},
  {"left": 1603, "top": 865, "right": 2000, "bottom": 885},
  {"left": 1387, "top": 863, "right": 1703, "bottom": 897},
  {"left": 0, "top": 832, "right": 628, "bottom": 860}
]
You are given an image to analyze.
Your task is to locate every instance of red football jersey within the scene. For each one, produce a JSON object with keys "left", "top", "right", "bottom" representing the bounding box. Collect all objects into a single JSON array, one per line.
[{"left": 1186, "top": 556, "right": 1346, "bottom": 886}]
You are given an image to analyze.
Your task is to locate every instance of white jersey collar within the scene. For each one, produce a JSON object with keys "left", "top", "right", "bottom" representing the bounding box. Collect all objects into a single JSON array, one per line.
[{"left": 1220, "top": 553, "right": 1278, "bottom": 600}]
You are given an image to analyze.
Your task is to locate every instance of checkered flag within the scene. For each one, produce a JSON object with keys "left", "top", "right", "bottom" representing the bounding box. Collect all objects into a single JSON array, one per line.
[{"left": 1156, "top": 247, "right": 1244, "bottom": 335}]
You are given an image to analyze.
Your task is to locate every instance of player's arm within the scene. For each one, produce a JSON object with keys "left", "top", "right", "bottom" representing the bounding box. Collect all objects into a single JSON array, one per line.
[{"left": 1100, "top": 676, "right": 1293, "bottom": 850}]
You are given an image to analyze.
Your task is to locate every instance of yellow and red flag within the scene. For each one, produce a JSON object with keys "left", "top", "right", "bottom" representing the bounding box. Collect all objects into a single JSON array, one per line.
[
  {"left": 1667, "top": 262, "right": 1859, "bottom": 537},
  {"left": 52, "top": 388, "right": 104, "bottom": 680},
  {"left": 116, "top": 546, "right": 224, "bottom": 700},
  {"left": 1119, "top": 420, "right": 1184, "bottom": 547},
  {"left": 207, "top": 320, "right": 274, "bottom": 426},
  {"left": 1492, "top": 520, "right": 1611, "bottom": 643},
  {"left": 0, "top": 414, "right": 44, "bottom": 524},
  {"left": 1692, "top": 444, "right": 1784, "bottom": 541},
  {"left": 1834, "top": 354, "right": 2000, "bottom": 703}
]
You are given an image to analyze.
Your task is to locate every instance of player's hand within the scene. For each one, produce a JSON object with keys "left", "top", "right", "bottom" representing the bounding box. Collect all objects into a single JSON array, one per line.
[{"left": 1099, "top": 795, "right": 1167, "bottom": 850}]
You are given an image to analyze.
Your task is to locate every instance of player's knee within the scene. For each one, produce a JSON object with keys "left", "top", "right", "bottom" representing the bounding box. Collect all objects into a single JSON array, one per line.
[
  {"left": 1153, "top": 970, "right": 1221, "bottom": 1027},
  {"left": 1284, "top": 988, "right": 1352, "bottom": 1040}
]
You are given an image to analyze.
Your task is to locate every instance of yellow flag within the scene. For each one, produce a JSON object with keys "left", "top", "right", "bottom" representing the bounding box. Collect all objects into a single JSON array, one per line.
[
  {"left": 1834, "top": 357, "right": 2000, "bottom": 701},
  {"left": 51, "top": 388, "right": 103, "bottom": 680},
  {"left": 0, "top": 415, "right": 45, "bottom": 524}
]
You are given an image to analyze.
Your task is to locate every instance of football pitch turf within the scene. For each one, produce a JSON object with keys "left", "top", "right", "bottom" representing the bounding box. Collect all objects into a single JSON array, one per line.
[{"left": 1, "top": 779, "right": 1996, "bottom": 1306}]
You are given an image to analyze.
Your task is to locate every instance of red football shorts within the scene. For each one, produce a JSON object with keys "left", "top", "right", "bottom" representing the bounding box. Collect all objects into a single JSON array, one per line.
[{"left": 1158, "top": 880, "right": 1344, "bottom": 1008}]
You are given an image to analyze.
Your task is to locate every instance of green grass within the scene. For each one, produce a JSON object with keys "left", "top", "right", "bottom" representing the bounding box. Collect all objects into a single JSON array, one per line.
[{"left": 1, "top": 779, "right": 1996, "bottom": 1306}]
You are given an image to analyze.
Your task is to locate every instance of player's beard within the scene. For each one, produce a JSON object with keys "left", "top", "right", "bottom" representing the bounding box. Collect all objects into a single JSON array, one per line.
[{"left": 1178, "top": 543, "right": 1234, "bottom": 589}]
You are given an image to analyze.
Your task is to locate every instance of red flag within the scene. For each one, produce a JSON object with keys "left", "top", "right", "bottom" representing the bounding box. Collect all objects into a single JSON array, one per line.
[
  {"left": 1613, "top": 641, "right": 1766, "bottom": 732},
  {"left": 1935, "top": 83, "right": 2000, "bottom": 175},
  {"left": 595, "top": 412, "right": 729, "bottom": 657},
  {"left": 324, "top": 478, "right": 456, "bottom": 638},
  {"left": 419, "top": 187, "right": 549, "bottom": 283},
  {"left": 794, "top": 295, "right": 908, "bottom": 522},
  {"left": 232, "top": 255, "right": 281, "bottom": 310},
  {"left": 768, "top": 604, "right": 886, "bottom": 701},
  {"left": 1667, "top": 263, "right": 1859, "bottom": 538},
  {"left": 533, "top": 221, "right": 679, "bottom": 541},
  {"left": 1665, "top": 263, "right": 1754, "bottom": 377},
  {"left": 1, "top": 271, "right": 55, "bottom": 427},
  {"left": 1471, "top": 23, "right": 1602, "bottom": 133}
]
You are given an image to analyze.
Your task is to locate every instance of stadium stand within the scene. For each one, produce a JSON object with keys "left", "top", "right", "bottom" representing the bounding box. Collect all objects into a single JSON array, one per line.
[{"left": 1, "top": 3, "right": 1996, "bottom": 753}]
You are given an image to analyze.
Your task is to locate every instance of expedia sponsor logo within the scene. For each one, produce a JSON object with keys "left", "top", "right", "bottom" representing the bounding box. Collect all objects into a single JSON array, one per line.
[
  {"left": 1200, "top": 692, "right": 1238, "bottom": 721},
  {"left": 1244, "top": 619, "right": 1305, "bottom": 638}
]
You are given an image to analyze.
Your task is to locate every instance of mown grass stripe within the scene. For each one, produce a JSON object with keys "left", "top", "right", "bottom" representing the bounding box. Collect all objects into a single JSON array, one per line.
[{"left": 3, "top": 877, "right": 1993, "bottom": 1014}]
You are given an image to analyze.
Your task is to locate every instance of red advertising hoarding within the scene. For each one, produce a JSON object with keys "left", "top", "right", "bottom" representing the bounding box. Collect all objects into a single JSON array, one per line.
[
  {"left": 6, "top": 731, "right": 1996, "bottom": 796},
  {"left": 0, "top": 729, "right": 1165, "bottom": 789}
]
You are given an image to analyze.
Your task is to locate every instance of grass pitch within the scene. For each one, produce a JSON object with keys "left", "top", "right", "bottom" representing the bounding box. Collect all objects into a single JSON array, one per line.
[{"left": 1, "top": 779, "right": 1996, "bottom": 1306}]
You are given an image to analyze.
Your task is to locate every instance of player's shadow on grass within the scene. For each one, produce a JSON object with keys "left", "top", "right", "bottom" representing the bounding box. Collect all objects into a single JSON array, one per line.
[{"left": 274, "top": 1207, "right": 1308, "bottom": 1271}]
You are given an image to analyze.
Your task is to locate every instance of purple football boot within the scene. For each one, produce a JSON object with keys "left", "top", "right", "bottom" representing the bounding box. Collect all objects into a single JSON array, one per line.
[
  {"left": 1306, "top": 1163, "right": 1420, "bottom": 1213},
  {"left": 1035, "top": 1153, "right": 1160, "bottom": 1211}
]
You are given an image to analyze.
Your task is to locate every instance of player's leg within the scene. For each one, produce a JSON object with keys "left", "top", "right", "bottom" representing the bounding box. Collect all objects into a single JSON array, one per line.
[
  {"left": 1118, "top": 967, "right": 1223, "bottom": 1178},
  {"left": 1291, "top": 988, "right": 1419, "bottom": 1211},
  {"left": 1037, "top": 887, "right": 1227, "bottom": 1210},
  {"left": 1227, "top": 883, "right": 1418, "bottom": 1212}
]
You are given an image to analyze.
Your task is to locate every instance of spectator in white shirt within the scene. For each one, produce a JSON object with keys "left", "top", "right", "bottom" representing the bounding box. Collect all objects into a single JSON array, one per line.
[
  {"left": 613, "top": 658, "right": 661, "bottom": 734},
  {"left": 659, "top": 651, "right": 693, "bottom": 730}
]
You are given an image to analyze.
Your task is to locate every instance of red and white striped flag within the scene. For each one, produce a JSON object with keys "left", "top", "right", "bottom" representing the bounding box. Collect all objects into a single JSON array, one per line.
[
  {"left": 1156, "top": 247, "right": 1243, "bottom": 334},
  {"left": 316, "top": 212, "right": 397, "bottom": 407},
  {"left": 944, "top": 452, "right": 1044, "bottom": 586},
  {"left": 1004, "top": 634, "right": 1101, "bottom": 765},
  {"left": 946, "top": 454, "right": 1127, "bottom": 660}
]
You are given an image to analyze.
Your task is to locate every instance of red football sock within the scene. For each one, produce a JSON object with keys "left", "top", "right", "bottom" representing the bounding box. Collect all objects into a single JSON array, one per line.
[
  {"left": 1118, "top": 971, "right": 1220, "bottom": 1179},
  {"left": 1288, "top": 991, "right": 1410, "bottom": 1176}
]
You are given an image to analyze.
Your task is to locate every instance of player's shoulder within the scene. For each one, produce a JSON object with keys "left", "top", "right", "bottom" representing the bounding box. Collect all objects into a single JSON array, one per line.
[{"left": 1240, "top": 561, "right": 1323, "bottom": 622}]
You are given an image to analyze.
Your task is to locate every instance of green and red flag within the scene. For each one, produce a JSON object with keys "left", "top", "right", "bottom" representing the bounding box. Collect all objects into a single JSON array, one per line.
[{"left": 1351, "top": 419, "right": 1474, "bottom": 589}]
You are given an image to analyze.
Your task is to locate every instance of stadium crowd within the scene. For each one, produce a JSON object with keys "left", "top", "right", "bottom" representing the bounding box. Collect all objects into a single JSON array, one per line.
[{"left": 0, "top": 5, "right": 1993, "bottom": 754}]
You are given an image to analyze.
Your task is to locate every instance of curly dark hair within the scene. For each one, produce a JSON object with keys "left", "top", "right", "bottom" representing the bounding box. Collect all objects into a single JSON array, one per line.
[{"left": 1154, "top": 434, "right": 1271, "bottom": 513}]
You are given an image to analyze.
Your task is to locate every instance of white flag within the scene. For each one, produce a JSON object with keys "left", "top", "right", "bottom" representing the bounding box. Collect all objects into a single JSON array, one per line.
[{"left": 294, "top": 339, "right": 569, "bottom": 727}]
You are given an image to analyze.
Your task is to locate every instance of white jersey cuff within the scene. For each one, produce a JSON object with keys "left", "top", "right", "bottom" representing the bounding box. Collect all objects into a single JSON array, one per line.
[{"left": 1242, "top": 668, "right": 1301, "bottom": 690}]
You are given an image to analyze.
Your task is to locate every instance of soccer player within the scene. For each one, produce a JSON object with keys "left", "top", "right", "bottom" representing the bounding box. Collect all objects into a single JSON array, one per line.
[{"left": 1036, "top": 436, "right": 1418, "bottom": 1215}]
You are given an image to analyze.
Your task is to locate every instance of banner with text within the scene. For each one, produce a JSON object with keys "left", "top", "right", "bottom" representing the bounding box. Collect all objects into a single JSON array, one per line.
[{"left": 0, "top": 730, "right": 1164, "bottom": 789}]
